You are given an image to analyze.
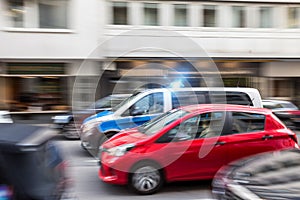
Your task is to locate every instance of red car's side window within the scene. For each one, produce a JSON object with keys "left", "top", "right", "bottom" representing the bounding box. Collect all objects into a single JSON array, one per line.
[{"left": 231, "top": 112, "right": 265, "bottom": 134}]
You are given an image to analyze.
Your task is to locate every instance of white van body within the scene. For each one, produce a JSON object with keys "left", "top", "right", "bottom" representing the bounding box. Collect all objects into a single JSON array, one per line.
[{"left": 113, "top": 87, "right": 262, "bottom": 117}]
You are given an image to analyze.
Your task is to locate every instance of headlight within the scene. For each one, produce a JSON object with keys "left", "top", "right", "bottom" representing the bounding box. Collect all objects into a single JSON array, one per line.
[
  {"left": 106, "top": 144, "right": 135, "bottom": 157},
  {"left": 52, "top": 115, "right": 72, "bottom": 123}
]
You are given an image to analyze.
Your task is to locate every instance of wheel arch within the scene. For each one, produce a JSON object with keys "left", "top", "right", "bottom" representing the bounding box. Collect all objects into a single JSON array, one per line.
[
  {"left": 97, "top": 130, "right": 121, "bottom": 154},
  {"left": 102, "top": 129, "right": 120, "bottom": 138}
]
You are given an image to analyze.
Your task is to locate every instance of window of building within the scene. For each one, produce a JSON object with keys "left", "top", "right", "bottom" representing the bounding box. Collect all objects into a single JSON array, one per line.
[
  {"left": 144, "top": 3, "right": 159, "bottom": 26},
  {"left": 259, "top": 7, "right": 273, "bottom": 28},
  {"left": 203, "top": 5, "right": 217, "bottom": 27},
  {"left": 7, "top": 0, "right": 25, "bottom": 28},
  {"left": 6, "top": 0, "right": 69, "bottom": 29},
  {"left": 287, "top": 7, "right": 300, "bottom": 28},
  {"left": 112, "top": 2, "right": 128, "bottom": 25},
  {"left": 232, "top": 6, "right": 246, "bottom": 28},
  {"left": 174, "top": 4, "right": 188, "bottom": 26},
  {"left": 39, "top": 0, "right": 68, "bottom": 29}
]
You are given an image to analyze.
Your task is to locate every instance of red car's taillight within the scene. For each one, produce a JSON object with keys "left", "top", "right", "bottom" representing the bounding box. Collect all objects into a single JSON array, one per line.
[{"left": 285, "top": 129, "right": 299, "bottom": 145}]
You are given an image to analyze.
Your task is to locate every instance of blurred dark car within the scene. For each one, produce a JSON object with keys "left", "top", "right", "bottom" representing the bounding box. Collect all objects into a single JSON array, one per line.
[
  {"left": 0, "top": 124, "right": 68, "bottom": 200},
  {"left": 52, "top": 94, "right": 131, "bottom": 139},
  {"left": 212, "top": 148, "right": 300, "bottom": 200},
  {"left": 262, "top": 99, "right": 300, "bottom": 130}
]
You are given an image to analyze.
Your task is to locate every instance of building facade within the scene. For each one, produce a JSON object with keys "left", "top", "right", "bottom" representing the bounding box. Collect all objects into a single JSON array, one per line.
[{"left": 0, "top": 0, "right": 300, "bottom": 118}]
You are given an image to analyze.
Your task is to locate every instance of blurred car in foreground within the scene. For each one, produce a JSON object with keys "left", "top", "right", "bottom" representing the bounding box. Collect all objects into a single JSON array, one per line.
[
  {"left": 212, "top": 148, "right": 300, "bottom": 199},
  {"left": 262, "top": 99, "right": 300, "bottom": 130},
  {"left": 0, "top": 124, "right": 69, "bottom": 199},
  {"left": 98, "top": 104, "right": 297, "bottom": 195},
  {"left": 52, "top": 94, "right": 130, "bottom": 139}
]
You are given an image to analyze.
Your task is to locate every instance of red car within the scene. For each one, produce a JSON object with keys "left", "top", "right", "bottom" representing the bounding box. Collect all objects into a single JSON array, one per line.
[{"left": 98, "top": 104, "right": 298, "bottom": 195}]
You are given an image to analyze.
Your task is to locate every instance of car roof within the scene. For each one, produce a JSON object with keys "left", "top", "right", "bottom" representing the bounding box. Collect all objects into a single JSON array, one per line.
[
  {"left": 109, "top": 93, "right": 131, "bottom": 97},
  {"left": 0, "top": 124, "right": 57, "bottom": 152},
  {"left": 262, "top": 99, "right": 293, "bottom": 104},
  {"left": 262, "top": 99, "right": 298, "bottom": 110},
  {"left": 180, "top": 104, "right": 271, "bottom": 115},
  {"left": 138, "top": 87, "right": 259, "bottom": 93}
]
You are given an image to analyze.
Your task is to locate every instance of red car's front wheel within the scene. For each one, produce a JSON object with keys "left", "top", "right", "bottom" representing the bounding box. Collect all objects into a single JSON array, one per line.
[{"left": 129, "top": 161, "right": 164, "bottom": 195}]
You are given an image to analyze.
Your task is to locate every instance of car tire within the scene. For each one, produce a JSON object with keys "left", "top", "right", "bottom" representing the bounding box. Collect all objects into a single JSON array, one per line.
[
  {"left": 129, "top": 161, "right": 164, "bottom": 195},
  {"left": 81, "top": 141, "right": 87, "bottom": 151}
]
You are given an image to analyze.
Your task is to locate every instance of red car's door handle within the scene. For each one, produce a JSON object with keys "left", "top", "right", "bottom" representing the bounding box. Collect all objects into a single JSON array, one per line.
[
  {"left": 215, "top": 141, "right": 226, "bottom": 146},
  {"left": 262, "top": 135, "right": 274, "bottom": 140}
]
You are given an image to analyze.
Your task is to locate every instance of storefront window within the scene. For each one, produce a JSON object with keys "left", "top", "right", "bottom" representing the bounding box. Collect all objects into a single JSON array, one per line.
[
  {"left": 7, "top": 63, "right": 65, "bottom": 75},
  {"left": 72, "top": 76, "right": 98, "bottom": 109},
  {"left": 6, "top": 63, "right": 68, "bottom": 112},
  {"left": 273, "top": 79, "right": 291, "bottom": 97}
]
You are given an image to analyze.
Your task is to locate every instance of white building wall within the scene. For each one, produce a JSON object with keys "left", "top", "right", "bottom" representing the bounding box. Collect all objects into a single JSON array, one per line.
[
  {"left": 0, "top": 0, "right": 300, "bottom": 59},
  {"left": 0, "top": 0, "right": 106, "bottom": 59},
  {"left": 103, "top": 27, "right": 300, "bottom": 58},
  {"left": 102, "top": 0, "right": 300, "bottom": 59}
]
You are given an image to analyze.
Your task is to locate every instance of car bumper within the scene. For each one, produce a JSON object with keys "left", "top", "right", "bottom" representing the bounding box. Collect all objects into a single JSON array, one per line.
[
  {"left": 80, "top": 128, "right": 102, "bottom": 156},
  {"left": 52, "top": 117, "right": 72, "bottom": 125},
  {"left": 50, "top": 124, "right": 64, "bottom": 130},
  {"left": 64, "top": 131, "right": 80, "bottom": 139},
  {"left": 98, "top": 155, "right": 129, "bottom": 185},
  {"left": 98, "top": 163, "right": 127, "bottom": 185}
]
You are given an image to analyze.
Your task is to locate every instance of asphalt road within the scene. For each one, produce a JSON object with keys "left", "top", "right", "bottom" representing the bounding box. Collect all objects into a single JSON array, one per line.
[
  {"left": 54, "top": 135, "right": 215, "bottom": 200},
  {"left": 53, "top": 130, "right": 300, "bottom": 200}
]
